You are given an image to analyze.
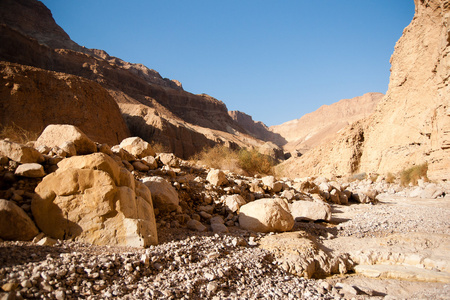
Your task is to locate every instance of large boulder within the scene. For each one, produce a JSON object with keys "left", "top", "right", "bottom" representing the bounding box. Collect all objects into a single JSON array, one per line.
[
  {"left": 119, "top": 137, "right": 156, "bottom": 159},
  {"left": 290, "top": 200, "right": 332, "bottom": 222},
  {"left": 0, "top": 139, "right": 44, "bottom": 163},
  {"left": 0, "top": 199, "right": 38, "bottom": 241},
  {"left": 35, "top": 124, "right": 97, "bottom": 155},
  {"left": 141, "top": 176, "right": 180, "bottom": 213},
  {"left": 32, "top": 153, "right": 157, "bottom": 247},
  {"left": 239, "top": 198, "right": 294, "bottom": 233}
]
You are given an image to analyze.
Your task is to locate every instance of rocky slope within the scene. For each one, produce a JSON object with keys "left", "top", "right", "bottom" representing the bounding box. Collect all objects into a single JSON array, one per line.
[
  {"left": 270, "top": 93, "right": 383, "bottom": 153},
  {"left": 278, "top": 0, "right": 450, "bottom": 181},
  {"left": 0, "top": 0, "right": 262, "bottom": 158}
]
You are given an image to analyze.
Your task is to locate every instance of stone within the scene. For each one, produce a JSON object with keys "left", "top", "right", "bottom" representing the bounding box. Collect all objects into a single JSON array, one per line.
[
  {"left": 210, "top": 215, "right": 225, "bottom": 224},
  {"left": 158, "top": 153, "right": 180, "bottom": 167},
  {"left": 142, "top": 156, "right": 158, "bottom": 170},
  {"left": 0, "top": 199, "right": 38, "bottom": 241},
  {"left": 35, "top": 124, "right": 97, "bottom": 155},
  {"left": 132, "top": 161, "right": 149, "bottom": 172},
  {"left": 187, "top": 219, "right": 207, "bottom": 232},
  {"left": 354, "top": 264, "right": 450, "bottom": 283},
  {"left": 141, "top": 176, "right": 180, "bottom": 213},
  {"left": 32, "top": 154, "right": 157, "bottom": 247},
  {"left": 261, "top": 176, "right": 283, "bottom": 192},
  {"left": 14, "top": 163, "right": 45, "bottom": 177},
  {"left": 206, "top": 169, "right": 228, "bottom": 186},
  {"left": 224, "top": 194, "right": 246, "bottom": 212},
  {"left": 290, "top": 200, "right": 332, "bottom": 222},
  {"left": 36, "top": 236, "right": 57, "bottom": 246},
  {"left": 238, "top": 198, "right": 294, "bottom": 233},
  {"left": 0, "top": 139, "right": 44, "bottom": 163},
  {"left": 119, "top": 137, "right": 155, "bottom": 159},
  {"left": 211, "top": 223, "right": 228, "bottom": 233}
]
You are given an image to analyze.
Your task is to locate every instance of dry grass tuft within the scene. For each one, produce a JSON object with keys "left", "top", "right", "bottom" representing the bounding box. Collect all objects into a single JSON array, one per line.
[
  {"left": 400, "top": 163, "right": 428, "bottom": 186},
  {"left": 192, "top": 145, "right": 275, "bottom": 176},
  {"left": 386, "top": 172, "right": 396, "bottom": 184},
  {"left": 0, "top": 123, "right": 39, "bottom": 144}
]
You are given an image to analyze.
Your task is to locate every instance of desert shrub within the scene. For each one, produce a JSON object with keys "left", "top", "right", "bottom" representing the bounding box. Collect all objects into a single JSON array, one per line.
[
  {"left": 151, "top": 141, "right": 171, "bottom": 154},
  {"left": 237, "top": 148, "right": 275, "bottom": 176},
  {"left": 192, "top": 145, "right": 275, "bottom": 176},
  {"left": 400, "top": 163, "right": 428, "bottom": 186},
  {"left": 369, "top": 173, "right": 379, "bottom": 182},
  {"left": 0, "top": 123, "right": 39, "bottom": 144},
  {"left": 386, "top": 172, "right": 396, "bottom": 184}
]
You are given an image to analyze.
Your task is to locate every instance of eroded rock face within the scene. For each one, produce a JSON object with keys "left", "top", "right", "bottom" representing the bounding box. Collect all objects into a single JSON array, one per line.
[
  {"left": 239, "top": 198, "right": 294, "bottom": 233},
  {"left": 278, "top": 0, "right": 450, "bottom": 181},
  {"left": 0, "top": 62, "right": 130, "bottom": 146},
  {"left": 32, "top": 153, "right": 158, "bottom": 247}
]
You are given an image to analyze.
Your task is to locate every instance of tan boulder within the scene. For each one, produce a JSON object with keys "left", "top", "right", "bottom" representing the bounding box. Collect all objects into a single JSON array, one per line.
[
  {"left": 239, "top": 198, "right": 294, "bottom": 233},
  {"left": 290, "top": 200, "right": 332, "bottom": 222},
  {"left": 35, "top": 124, "right": 97, "bottom": 155},
  {"left": 32, "top": 154, "right": 157, "bottom": 247},
  {"left": 141, "top": 176, "right": 180, "bottom": 213},
  {"left": 158, "top": 153, "right": 180, "bottom": 167},
  {"left": 0, "top": 139, "right": 44, "bottom": 163},
  {"left": 262, "top": 176, "right": 283, "bottom": 193},
  {"left": 14, "top": 163, "right": 46, "bottom": 178},
  {"left": 119, "top": 137, "right": 155, "bottom": 159},
  {"left": 0, "top": 199, "right": 38, "bottom": 241},
  {"left": 224, "top": 194, "right": 247, "bottom": 212},
  {"left": 206, "top": 169, "right": 228, "bottom": 186}
]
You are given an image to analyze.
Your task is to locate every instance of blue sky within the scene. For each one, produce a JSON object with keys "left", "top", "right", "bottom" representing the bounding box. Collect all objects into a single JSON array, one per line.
[{"left": 41, "top": 0, "right": 415, "bottom": 126}]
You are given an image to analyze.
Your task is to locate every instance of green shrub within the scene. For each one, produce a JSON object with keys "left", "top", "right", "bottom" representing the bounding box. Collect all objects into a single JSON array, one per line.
[
  {"left": 400, "top": 163, "right": 428, "bottom": 186},
  {"left": 0, "top": 123, "right": 39, "bottom": 144}
]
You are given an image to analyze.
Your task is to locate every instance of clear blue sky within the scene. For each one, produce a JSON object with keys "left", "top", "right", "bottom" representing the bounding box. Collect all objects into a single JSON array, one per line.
[{"left": 41, "top": 0, "right": 415, "bottom": 127}]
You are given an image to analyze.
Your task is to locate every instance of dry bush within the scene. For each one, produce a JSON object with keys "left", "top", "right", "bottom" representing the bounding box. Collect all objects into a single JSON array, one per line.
[
  {"left": 386, "top": 172, "right": 396, "bottom": 184},
  {"left": 400, "top": 163, "right": 428, "bottom": 186},
  {"left": 0, "top": 123, "right": 39, "bottom": 144},
  {"left": 369, "top": 173, "right": 379, "bottom": 182},
  {"left": 151, "top": 141, "right": 171, "bottom": 154},
  {"left": 192, "top": 145, "right": 275, "bottom": 176}
]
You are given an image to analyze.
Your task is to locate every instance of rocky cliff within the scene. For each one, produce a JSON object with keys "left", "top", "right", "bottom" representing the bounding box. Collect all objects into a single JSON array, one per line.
[
  {"left": 0, "top": 0, "right": 259, "bottom": 158},
  {"left": 270, "top": 93, "right": 383, "bottom": 153},
  {"left": 0, "top": 61, "right": 130, "bottom": 146},
  {"left": 228, "top": 111, "right": 287, "bottom": 146},
  {"left": 278, "top": 0, "right": 450, "bottom": 181}
]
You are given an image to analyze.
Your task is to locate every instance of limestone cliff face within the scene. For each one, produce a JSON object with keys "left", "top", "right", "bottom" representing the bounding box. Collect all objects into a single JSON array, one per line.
[
  {"left": 278, "top": 0, "right": 450, "bottom": 181},
  {"left": 270, "top": 93, "right": 383, "bottom": 153},
  {"left": 0, "top": 0, "right": 258, "bottom": 158},
  {"left": 0, "top": 62, "right": 130, "bottom": 145}
]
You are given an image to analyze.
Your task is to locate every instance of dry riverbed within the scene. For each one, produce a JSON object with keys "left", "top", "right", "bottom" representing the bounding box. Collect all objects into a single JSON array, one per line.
[{"left": 1, "top": 194, "right": 449, "bottom": 299}]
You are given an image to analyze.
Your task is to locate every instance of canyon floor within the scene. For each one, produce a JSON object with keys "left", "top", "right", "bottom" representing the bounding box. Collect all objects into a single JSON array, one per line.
[{"left": 1, "top": 193, "right": 449, "bottom": 299}]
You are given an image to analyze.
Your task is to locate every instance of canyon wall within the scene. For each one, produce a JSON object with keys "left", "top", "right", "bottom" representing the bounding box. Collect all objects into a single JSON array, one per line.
[{"left": 279, "top": 0, "right": 450, "bottom": 181}]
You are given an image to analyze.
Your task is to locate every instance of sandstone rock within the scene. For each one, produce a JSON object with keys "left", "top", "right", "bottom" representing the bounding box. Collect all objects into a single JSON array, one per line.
[
  {"left": 14, "top": 163, "right": 45, "bottom": 177},
  {"left": 206, "top": 169, "right": 228, "bottom": 186},
  {"left": 239, "top": 198, "right": 294, "bottom": 233},
  {"left": 35, "top": 124, "right": 97, "bottom": 155},
  {"left": 211, "top": 223, "right": 229, "bottom": 233},
  {"left": 261, "top": 176, "right": 283, "bottom": 192},
  {"left": 141, "top": 176, "right": 180, "bottom": 213},
  {"left": 32, "top": 154, "right": 157, "bottom": 247},
  {"left": 158, "top": 153, "right": 180, "bottom": 167},
  {"left": 290, "top": 200, "right": 332, "bottom": 222},
  {"left": 224, "top": 194, "right": 246, "bottom": 212},
  {"left": 186, "top": 219, "right": 207, "bottom": 232},
  {"left": 132, "top": 161, "right": 149, "bottom": 172},
  {"left": 119, "top": 137, "right": 155, "bottom": 159},
  {"left": 0, "top": 199, "right": 38, "bottom": 241},
  {"left": 111, "top": 145, "right": 136, "bottom": 161},
  {"left": 0, "top": 139, "right": 44, "bottom": 163},
  {"left": 142, "top": 156, "right": 158, "bottom": 170}
]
